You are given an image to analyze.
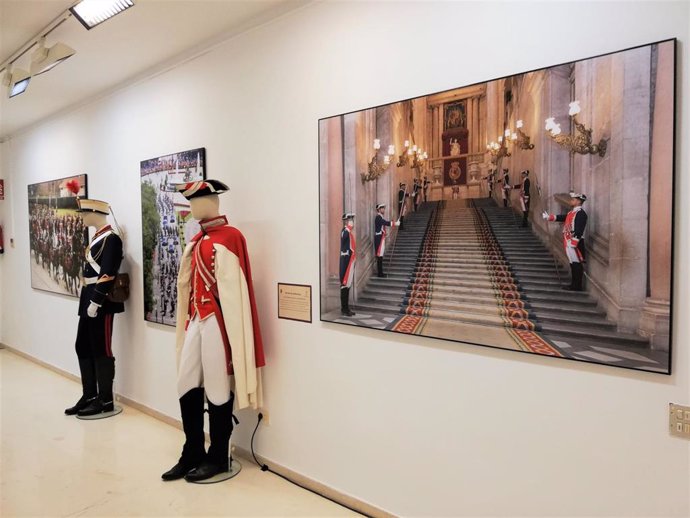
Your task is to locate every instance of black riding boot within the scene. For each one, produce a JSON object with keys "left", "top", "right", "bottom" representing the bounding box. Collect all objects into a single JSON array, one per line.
[
  {"left": 78, "top": 357, "right": 115, "bottom": 416},
  {"left": 185, "top": 394, "right": 235, "bottom": 482},
  {"left": 162, "top": 387, "right": 206, "bottom": 480},
  {"left": 503, "top": 199, "right": 508, "bottom": 208},
  {"left": 522, "top": 211, "right": 528, "bottom": 227},
  {"left": 341, "top": 288, "right": 354, "bottom": 316},
  {"left": 65, "top": 358, "right": 97, "bottom": 415},
  {"left": 377, "top": 257, "right": 384, "bottom": 277},
  {"left": 571, "top": 262, "right": 584, "bottom": 291}
]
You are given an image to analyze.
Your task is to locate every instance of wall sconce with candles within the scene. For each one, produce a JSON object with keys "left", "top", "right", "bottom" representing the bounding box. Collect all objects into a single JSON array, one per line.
[
  {"left": 486, "top": 131, "right": 512, "bottom": 163},
  {"left": 361, "top": 139, "right": 396, "bottom": 183},
  {"left": 396, "top": 140, "right": 428, "bottom": 171},
  {"left": 545, "top": 101, "right": 608, "bottom": 157},
  {"left": 514, "top": 120, "right": 535, "bottom": 150}
]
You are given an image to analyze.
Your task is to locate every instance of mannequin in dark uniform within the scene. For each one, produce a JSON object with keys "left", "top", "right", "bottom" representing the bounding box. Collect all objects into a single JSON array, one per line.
[
  {"left": 514, "top": 170, "right": 531, "bottom": 227},
  {"left": 374, "top": 204, "right": 400, "bottom": 277},
  {"left": 65, "top": 199, "right": 124, "bottom": 417},
  {"left": 339, "top": 213, "right": 356, "bottom": 316},
  {"left": 542, "top": 192, "right": 588, "bottom": 291}
]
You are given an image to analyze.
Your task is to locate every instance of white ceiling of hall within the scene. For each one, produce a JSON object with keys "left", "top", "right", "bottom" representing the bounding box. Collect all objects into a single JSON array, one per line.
[{"left": 0, "top": 0, "right": 307, "bottom": 141}]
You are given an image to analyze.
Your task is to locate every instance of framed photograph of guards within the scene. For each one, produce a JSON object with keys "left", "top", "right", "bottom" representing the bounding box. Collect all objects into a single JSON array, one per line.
[
  {"left": 318, "top": 39, "right": 675, "bottom": 374},
  {"left": 28, "top": 174, "right": 88, "bottom": 298},
  {"left": 140, "top": 147, "right": 206, "bottom": 326}
]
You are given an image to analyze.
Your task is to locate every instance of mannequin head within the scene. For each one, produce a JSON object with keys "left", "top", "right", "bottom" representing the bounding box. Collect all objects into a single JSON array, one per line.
[
  {"left": 82, "top": 211, "right": 108, "bottom": 229},
  {"left": 77, "top": 198, "right": 110, "bottom": 229},
  {"left": 190, "top": 194, "right": 220, "bottom": 221}
]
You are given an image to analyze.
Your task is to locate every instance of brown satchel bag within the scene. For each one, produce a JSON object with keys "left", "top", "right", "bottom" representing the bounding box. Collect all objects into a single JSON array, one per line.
[{"left": 107, "top": 273, "right": 130, "bottom": 303}]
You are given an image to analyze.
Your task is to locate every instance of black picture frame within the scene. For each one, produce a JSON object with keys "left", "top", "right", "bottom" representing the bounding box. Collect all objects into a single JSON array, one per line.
[{"left": 318, "top": 38, "right": 677, "bottom": 375}]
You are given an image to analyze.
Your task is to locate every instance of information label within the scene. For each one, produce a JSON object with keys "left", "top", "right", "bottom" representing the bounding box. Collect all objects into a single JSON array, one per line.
[{"left": 278, "top": 283, "right": 312, "bottom": 323}]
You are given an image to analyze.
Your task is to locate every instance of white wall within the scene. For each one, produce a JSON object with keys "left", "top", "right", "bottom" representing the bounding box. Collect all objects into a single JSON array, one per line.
[{"left": 1, "top": 1, "right": 689, "bottom": 515}]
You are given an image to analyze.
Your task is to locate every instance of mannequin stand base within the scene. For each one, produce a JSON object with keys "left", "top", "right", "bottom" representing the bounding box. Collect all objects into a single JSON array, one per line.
[
  {"left": 188, "top": 459, "right": 241, "bottom": 484},
  {"left": 76, "top": 405, "right": 123, "bottom": 421}
]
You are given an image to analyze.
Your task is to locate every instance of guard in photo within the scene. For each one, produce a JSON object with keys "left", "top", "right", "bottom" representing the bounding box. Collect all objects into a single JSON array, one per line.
[
  {"left": 542, "top": 192, "right": 588, "bottom": 291},
  {"left": 339, "top": 213, "right": 356, "bottom": 316},
  {"left": 374, "top": 204, "right": 400, "bottom": 278},
  {"left": 514, "top": 169, "right": 531, "bottom": 227}
]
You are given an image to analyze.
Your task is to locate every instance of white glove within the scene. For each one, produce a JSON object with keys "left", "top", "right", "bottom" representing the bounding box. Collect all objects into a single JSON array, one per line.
[
  {"left": 87, "top": 301, "right": 101, "bottom": 318},
  {"left": 541, "top": 211, "right": 549, "bottom": 220},
  {"left": 394, "top": 220, "right": 401, "bottom": 227}
]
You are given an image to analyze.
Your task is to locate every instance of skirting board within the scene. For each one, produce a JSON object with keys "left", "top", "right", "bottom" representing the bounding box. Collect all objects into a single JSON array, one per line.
[{"left": 0, "top": 344, "right": 392, "bottom": 518}]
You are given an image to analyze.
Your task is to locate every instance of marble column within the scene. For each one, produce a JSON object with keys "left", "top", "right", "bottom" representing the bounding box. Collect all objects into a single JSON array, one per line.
[{"left": 638, "top": 41, "right": 673, "bottom": 350}]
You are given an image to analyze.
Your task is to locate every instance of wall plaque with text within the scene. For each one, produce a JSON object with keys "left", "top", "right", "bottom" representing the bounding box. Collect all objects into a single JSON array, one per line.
[{"left": 278, "top": 283, "right": 312, "bottom": 323}]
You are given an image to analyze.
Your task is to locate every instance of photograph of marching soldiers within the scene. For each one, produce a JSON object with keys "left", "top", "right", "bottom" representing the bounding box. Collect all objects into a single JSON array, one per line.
[
  {"left": 28, "top": 175, "right": 88, "bottom": 297},
  {"left": 319, "top": 39, "right": 674, "bottom": 373},
  {"left": 140, "top": 148, "right": 205, "bottom": 326}
]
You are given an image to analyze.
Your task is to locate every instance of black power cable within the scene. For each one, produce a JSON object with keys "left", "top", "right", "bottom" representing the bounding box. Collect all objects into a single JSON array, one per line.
[{"left": 250, "top": 413, "right": 371, "bottom": 517}]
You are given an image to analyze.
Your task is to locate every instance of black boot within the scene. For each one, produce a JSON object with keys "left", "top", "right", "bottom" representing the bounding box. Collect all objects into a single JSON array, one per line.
[
  {"left": 185, "top": 394, "right": 235, "bottom": 482},
  {"left": 377, "top": 257, "right": 384, "bottom": 277},
  {"left": 503, "top": 199, "right": 508, "bottom": 208},
  {"left": 521, "top": 211, "right": 528, "bottom": 227},
  {"left": 162, "top": 388, "right": 206, "bottom": 481},
  {"left": 571, "top": 262, "right": 584, "bottom": 291},
  {"left": 65, "top": 358, "right": 97, "bottom": 415},
  {"left": 340, "top": 288, "right": 354, "bottom": 317},
  {"left": 78, "top": 357, "right": 116, "bottom": 416}
]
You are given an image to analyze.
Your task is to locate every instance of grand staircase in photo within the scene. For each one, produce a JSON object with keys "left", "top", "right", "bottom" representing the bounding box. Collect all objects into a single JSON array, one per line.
[
  {"left": 356, "top": 203, "right": 436, "bottom": 317},
  {"left": 356, "top": 197, "right": 649, "bottom": 353},
  {"left": 474, "top": 199, "right": 649, "bottom": 349}
]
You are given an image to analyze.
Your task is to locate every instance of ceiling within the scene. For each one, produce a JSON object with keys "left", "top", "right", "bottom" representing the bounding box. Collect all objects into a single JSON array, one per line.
[{"left": 0, "top": 0, "right": 307, "bottom": 141}]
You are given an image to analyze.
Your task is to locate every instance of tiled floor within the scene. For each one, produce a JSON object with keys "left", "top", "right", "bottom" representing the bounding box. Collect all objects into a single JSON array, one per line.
[{"left": 0, "top": 349, "right": 359, "bottom": 517}]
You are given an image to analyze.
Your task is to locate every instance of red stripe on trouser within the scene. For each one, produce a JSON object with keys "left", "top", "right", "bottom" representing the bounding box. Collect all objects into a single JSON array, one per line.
[
  {"left": 105, "top": 314, "right": 113, "bottom": 357},
  {"left": 342, "top": 258, "right": 354, "bottom": 286}
]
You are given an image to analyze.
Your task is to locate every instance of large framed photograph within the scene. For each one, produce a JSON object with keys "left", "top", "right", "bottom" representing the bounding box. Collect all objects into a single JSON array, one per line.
[
  {"left": 28, "top": 174, "right": 88, "bottom": 297},
  {"left": 140, "top": 147, "right": 206, "bottom": 326},
  {"left": 319, "top": 39, "right": 675, "bottom": 374}
]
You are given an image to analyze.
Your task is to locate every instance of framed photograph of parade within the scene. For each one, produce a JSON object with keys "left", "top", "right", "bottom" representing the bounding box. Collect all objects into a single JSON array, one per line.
[
  {"left": 28, "top": 174, "right": 88, "bottom": 297},
  {"left": 140, "top": 147, "right": 206, "bottom": 326},
  {"left": 318, "top": 39, "right": 675, "bottom": 374}
]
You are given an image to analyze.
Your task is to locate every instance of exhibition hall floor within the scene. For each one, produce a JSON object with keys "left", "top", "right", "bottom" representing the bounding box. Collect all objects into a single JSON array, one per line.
[{"left": 0, "top": 349, "right": 357, "bottom": 517}]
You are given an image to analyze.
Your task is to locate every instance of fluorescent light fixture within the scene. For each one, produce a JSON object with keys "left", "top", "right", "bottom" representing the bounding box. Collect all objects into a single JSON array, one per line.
[
  {"left": 70, "top": 0, "right": 135, "bottom": 30},
  {"left": 30, "top": 39, "right": 76, "bottom": 75},
  {"left": 2, "top": 67, "right": 31, "bottom": 98}
]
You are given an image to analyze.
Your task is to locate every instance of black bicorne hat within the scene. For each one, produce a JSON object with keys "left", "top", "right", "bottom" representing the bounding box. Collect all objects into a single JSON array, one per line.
[{"left": 176, "top": 179, "right": 229, "bottom": 200}]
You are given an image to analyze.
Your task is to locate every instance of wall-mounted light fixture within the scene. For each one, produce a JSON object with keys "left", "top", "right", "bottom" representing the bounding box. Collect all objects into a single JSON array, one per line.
[
  {"left": 361, "top": 139, "right": 395, "bottom": 183},
  {"left": 396, "top": 140, "right": 427, "bottom": 170},
  {"left": 545, "top": 101, "right": 607, "bottom": 157},
  {"left": 513, "top": 120, "right": 535, "bottom": 150},
  {"left": 486, "top": 133, "right": 511, "bottom": 163}
]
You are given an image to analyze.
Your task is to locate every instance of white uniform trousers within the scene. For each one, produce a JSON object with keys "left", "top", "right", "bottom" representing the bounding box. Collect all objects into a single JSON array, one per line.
[
  {"left": 565, "top": 243, "right": 583, "bottom": 263},
  {"left": 177, "top": 314, "right": 233, "bottom": 406}
]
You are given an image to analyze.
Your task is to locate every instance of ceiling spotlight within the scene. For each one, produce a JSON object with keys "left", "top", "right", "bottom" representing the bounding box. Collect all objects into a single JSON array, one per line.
[
  {"left": 30, "top": 38, "right": 75, "bottom": 75},
  {"left": 70, "top": 0, "right": 135, "bottom": 30},
  {"left": 2, "top": 66, "right": 31, "bottom": 98}
]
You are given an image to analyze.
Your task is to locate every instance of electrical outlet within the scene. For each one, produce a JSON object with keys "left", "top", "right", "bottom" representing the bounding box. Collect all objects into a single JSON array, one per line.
[
  {"left": 669, "top": 404, "right": 690, "bottom": 439},
  {"left": 260, "top": 410, "right": 270, "bottom": 426}
]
